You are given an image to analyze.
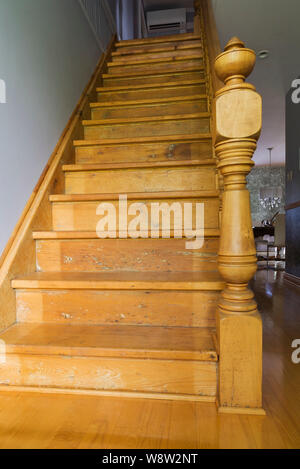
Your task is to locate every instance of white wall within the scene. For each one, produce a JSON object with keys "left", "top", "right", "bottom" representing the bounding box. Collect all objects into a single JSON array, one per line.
[
  {"left": 0, "top": 0, "right": 101, "bottom": 255},
  {"left": 212, "top": 0, "right": 299, "bottom": 166}
]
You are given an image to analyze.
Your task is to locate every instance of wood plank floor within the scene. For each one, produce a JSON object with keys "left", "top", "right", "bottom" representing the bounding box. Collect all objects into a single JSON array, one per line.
[{"left": 0, "top": 270, "right": 299, "bottom": 449}]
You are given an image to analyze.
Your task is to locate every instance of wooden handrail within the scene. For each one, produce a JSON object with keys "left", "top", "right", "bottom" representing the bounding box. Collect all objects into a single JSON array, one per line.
[
  {"left": 194, "top": 0, "right": 222, "bottom": 97},
  {"left": 0, "top": 35, "right": 116, "bottom": 332},
  {"left": 194, "top": 2, "right": 264, "bottom": 414},
  {"left": 194, "top": 1, "right": 223, "bottom": 221}
]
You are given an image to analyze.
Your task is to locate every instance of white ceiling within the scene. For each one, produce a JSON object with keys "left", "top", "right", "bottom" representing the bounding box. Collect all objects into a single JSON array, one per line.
[{"left": 212, "top": 0, "right": 300, "bottom": 166}]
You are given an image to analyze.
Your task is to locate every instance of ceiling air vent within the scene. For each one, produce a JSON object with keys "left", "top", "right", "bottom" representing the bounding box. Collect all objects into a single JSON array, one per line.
[{"left": 146, "top": 8, "right": 187, "bottom": 34}]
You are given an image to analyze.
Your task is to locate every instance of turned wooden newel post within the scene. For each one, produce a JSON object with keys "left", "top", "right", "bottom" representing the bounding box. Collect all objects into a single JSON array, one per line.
[
  {"left": 194, "top": 0, "right": 201, "bottom": 35},
  {"left": 214, "top": 37, "right": 265, "bottom": 414}
]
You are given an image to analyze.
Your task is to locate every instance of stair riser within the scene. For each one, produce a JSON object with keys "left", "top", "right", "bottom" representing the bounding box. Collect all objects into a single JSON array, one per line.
[
  {"left": 64, "top": 166, "right": 217, "bottom": 194},
  {"left": 97, "top": 84, "right": 206, "bottom": 103},
  {"left": 75, "top": 141, "right": 212, "bottom": 164},
  {"left": 91, "top": 100, "right": 207, "bottom": 120},
  {"left": 112, "top": 40, "right": 203, "bottom": 56},
  {"left": 52, "top": 198, "right": 219, "bottom": 232},
  {"left": 83, "top": 118, "right": 210, "bottom": 140},
  {"left": 16, "top": 290, "right": 219, "bottom": 327},
  {"left": 102, "top": 71, "right": 204, "bottom": 87},
  {"left": 0, "top": 355, "right": 217, "bottom": 397},
  {"left": 105, "top": 59, "right": 203, "bottom": 76},
  {"left": 36, "top": 238, "right": 219, "bottom": 273},
  {"left": 111, "top": 48, "right": 203, "bottom": 63}
]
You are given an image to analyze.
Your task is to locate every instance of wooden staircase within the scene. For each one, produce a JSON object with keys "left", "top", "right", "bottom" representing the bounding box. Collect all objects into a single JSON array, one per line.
[
  {"left": 0, "top": 33, "right": 224, "bottom": 402},
  {"left": 0, "top": 0, "right": 264, "bottom": 414}
]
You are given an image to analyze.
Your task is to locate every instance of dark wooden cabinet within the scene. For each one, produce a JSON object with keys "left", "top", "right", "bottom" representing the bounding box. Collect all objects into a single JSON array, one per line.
[{"left": 285, "top": 84, "right": 300, "bottom": 280}]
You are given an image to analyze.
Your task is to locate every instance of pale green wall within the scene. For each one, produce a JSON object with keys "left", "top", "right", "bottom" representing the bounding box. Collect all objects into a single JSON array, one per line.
[
  {"left": 0, "top": 0, "right": 101, "bottom": 254},
  {"left": 247, "top": 166, "right": 286, "bottom": 226}
]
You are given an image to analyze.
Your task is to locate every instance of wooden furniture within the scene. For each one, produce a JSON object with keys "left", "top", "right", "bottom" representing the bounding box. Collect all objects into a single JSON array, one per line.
[
  {"left": 285, "top": 78, "right": 300, "bottom": 284},
  {"left": 0, "top": 1, "right": 263, "bottom": 415},
  {"left": 254, "top": 218, "right": 286, "bottom": 270},
  {"left": 254, "top": 227, "right": 274, "bottom": 269},
  {"left": 253, "top": 227, "right": 274, "bottom": 238}
]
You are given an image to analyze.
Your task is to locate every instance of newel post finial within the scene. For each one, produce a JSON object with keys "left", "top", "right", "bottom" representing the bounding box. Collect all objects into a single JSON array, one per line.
[
  {"left": 213, "top": 37, "right": 264, "bottom": 414},
  {"left": 193, "top": 0, "right": 202, "bottom": 34},
  {"left": 194, "top": 0, "right": 202, "bottom": 15},
  {"left": 215, "top": 36, "right": 256, "bottom": 88}
]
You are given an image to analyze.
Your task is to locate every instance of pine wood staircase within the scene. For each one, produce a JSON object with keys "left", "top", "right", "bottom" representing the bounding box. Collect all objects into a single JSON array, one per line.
[
  {"left": 0, "top": 33, "right": 224, "bottom": 401},
  {"left": 0, "top": 8, "right": 265, "bottom": 413}
]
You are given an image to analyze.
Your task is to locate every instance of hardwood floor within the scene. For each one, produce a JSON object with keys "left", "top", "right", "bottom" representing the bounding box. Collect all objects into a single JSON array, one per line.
[{"left": 0, "top": 270, "right": 299, "bottom": 449}]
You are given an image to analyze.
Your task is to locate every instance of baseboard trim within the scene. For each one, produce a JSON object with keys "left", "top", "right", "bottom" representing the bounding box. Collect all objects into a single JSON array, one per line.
[
  {"left": 284, "top": 272, "right": 300, "bottom": 288},
  {"left": 0, "top": 385, "right": 216, "bottom": 403}
]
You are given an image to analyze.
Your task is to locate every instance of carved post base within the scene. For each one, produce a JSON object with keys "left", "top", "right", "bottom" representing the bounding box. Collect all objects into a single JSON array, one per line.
[
  {"left": 215, "top": 139, "right": 265, "bottom": 414},
  {"left": 217, "top": 285, "right": 264, "bottom": 415}
]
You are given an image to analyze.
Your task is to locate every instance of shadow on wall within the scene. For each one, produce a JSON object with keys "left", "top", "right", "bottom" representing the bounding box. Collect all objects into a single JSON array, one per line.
[{"left": 247, "top": 166, "right": 286, "bottom": 226}]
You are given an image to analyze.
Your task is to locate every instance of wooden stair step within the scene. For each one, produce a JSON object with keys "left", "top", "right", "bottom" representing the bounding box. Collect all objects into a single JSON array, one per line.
[
  {"left": 111, "top": 48, "right": 203, "bottom": 64},
  {"left": 0, "top": 323, "right": 217, "bottom": 400},
  {"left": 112, "top": 40, "right": 202, "bottom": 57},
  {"left": 63, "top": 158, "right": 215, "bottom": 171},
  {"left": 0, "top": 323, "right": 217, "bottom": 361},
  {"left": 15, "top": 290, "right": 219, "bottom": 328},
  {"left": 63, "top": 159, "right": 216, "bottom": 194},
  {"left": 12, "top": 271, "right": 225, "bottom": 291},
  {"left": 50, "top": 191, "right": 219, "bottom": 232},
  {"left": 102, "top": 70, "right": 205, "bottom": 88},
  {"left": 50, "top": 190, "right": 219, "bottom": 202},
  {"left": 82, "top": 112, "right": 210, "bottom": 126},
  {"left": 102, "top": 60, "right": 203, "bottom": 78},
  {"left": 74, "top": 134, "right": 211, "bottom": 146},
  {"left": 91, "top": 94, "right": 207, "bottom": 108},
  {"left": 33, "top": 230, "right": 219, "bottom": 240},
  {"left": 90, "top": 95, "right": 208, "bottom": 120},
  {"left": 97, "top": 78, "right": 205, "bottom": 93},
  {"left": 116, "top": 33, "right": 202, "bottom": 48},
  {"left": 97, "top": 83, "right": 206, "bottom": 103},
  {"left": 34, "top": 237, "right": 219, "bottom": 273},
  {"left": 107, "top": 54, "right": 203, "bottom": 71},
  {"left": 82, "top": 114, "right": 210, "bottom": 140},
  {"left": 13, "top": 272, "right": 224, "bottom": 328},
  {"left": 74, "top": 135, "right": 212, "bottom": 164}
]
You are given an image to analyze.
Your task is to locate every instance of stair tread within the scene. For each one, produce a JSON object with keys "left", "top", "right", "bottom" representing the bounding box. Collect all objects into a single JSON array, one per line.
[
  {"left": 97, "top": 78, "right": 205, "bottom": 93},
  {"left": 91, "top": 94, "right": 206, "bottom": 108},
  {"left": 50, "top": 190, "right": 219, "bottom": 202},
  {"left": 116, "top": 33, "right": 202, "bottom": 47},
  {"left": 112, "top": 44, "right": 202, "bottom": 59},
  {"left": 63, "top": 159, "right": 215, "bottom": 172},
  {"left": 82, "top": 113, "right": 210, "bottom": 126},
  {"left": 74, "top": 133, "right": 212, "bottom": 147},
  {"left": 108, "top": 54, "right": 202, "bottom": 67},
  {"left": 12, "top": 271, "right": 225, "bottom": 291},
  {"left": 102, "top": 64, "right": 203, "bottom": 79},
  {"left": 32, "top": 229, "right": 220, "bottom": 240},
  {"left": 0, "top": 323, "right": 218, "bottom": 361}
]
